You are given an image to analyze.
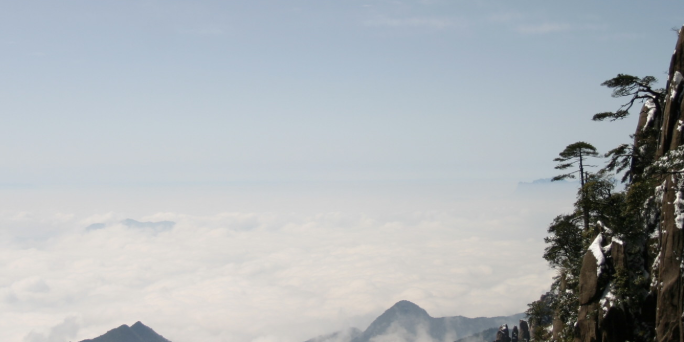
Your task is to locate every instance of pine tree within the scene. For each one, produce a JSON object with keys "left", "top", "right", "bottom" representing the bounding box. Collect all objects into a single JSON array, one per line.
[
  {"left": 543, "top": 215, "right": 583, "bottom": 273},
  {"left": 592, "top": 74, "right": 664, "bottom": 122},
  {"left": 552, "top": 142, "right": 600, "bottom": 231}
]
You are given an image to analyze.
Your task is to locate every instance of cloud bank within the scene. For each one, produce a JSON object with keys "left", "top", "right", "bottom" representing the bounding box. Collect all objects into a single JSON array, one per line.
[{"left": 0, "top": 182, "right": 574, "bottom": 342}]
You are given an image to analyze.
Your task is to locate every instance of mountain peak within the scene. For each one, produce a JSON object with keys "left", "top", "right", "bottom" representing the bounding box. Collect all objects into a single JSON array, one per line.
[
  {"left": 79, "top": 322, "right": 170, "bottom": 342},
  {"left": 385, "top": 300, "right": 430, "bottom": 317},
  {"left": 354, "top": 300, "right": 431, "bottom": 342},
  {"left": 131, "top": 321, "right": 145, "bottom": 328},
  {"left": 344, "top": 301, "right": 525, "bottom": 342},
  {"left": 129, "top": 322, "right": 170, "bottom": 342}
]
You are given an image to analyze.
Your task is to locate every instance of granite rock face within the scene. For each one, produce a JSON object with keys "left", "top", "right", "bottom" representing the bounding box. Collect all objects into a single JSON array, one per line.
[
  {"left": 571, "top": 25, "right": 684, "bottom": 342},
  {"left": 575, "top": 243, "right": 601, "bottom": 342},
  {"left": 654, "top": 25, "right": 684, "bottom": 342},
  {"left": 654, "top": 37, "right": 684, "bottom": 342}
]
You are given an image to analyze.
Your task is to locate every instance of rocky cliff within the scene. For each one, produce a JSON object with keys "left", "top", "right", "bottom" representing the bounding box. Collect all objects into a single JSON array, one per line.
[
  {"left": 570, "top": 25, "right": 684, "bottom": 342},
  {"left": 654, "top": 26, "right": 684, "bottom": 342}
]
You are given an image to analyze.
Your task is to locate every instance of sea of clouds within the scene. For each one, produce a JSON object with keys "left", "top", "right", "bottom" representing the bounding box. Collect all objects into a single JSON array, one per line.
[{"left": 0, "top": 181, "right": 575, "bottom": 342}]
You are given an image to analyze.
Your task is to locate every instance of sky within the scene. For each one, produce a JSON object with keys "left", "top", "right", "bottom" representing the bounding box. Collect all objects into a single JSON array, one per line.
[{"left": 1, "top": 1, "right": 684, "bottom": 341}]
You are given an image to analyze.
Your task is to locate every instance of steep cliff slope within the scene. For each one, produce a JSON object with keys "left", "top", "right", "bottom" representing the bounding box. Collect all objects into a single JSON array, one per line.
[{"left": 540, "top": 25, "right": 684, "bottom": 342}]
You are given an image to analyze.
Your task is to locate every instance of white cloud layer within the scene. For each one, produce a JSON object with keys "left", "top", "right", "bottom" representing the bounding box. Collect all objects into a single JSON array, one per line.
[{"left": 0, "top": 183, "right": 573, "bottom": 342}]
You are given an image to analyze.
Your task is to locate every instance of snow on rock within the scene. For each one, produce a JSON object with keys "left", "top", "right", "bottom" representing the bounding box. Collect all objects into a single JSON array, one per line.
[
  {"left": 649, "top": 147, "right": 684, "bottom": 175},
  {"left": 651, "top": 251, "right": 662, "bottom": 288},
  {"left": 589, "top": 234, "right": 605, "bottom": 276},
  {"left": 643, "top": 180, "right": 667, "bottom": 230},
  {"left": 644, "top": 98, "right": 658, "bottom": 130},
  {"left": 675, "top": 174, "right": 684, "bottom": 230},
  {"left": 675, "top": 186, "right": 684, "bottom": 229},
  {"left": 671, "top": 71, "right": 683, "bottom": 101},
  {"left": 599, "top": 282, "right": 617, "bottom": 315},
  {"left": 656, "top": 180, "right": 667, "bottom": 204},
  {"left": 597, "top": 220, "right": 613, "bottom": 234},
  {"left": 602, "top": 243, "right": 612, "bottom": 255}
]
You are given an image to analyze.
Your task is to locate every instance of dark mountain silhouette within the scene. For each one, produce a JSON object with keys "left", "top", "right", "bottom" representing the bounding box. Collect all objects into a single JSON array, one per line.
[{"left": 79, "top": 321, "right": 170, "bottom": 342}]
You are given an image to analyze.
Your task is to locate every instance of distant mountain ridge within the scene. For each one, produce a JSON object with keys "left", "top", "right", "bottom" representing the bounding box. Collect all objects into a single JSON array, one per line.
[
  {"left": 305, "top": 300, "right": 525, "bottom": 342},
  {"left": 78, "top": 302, "right": 523, "bottom": 342},
  {"left": 79, "top": 321, "right": 171, "bottom": 342},
  {"left": 454, "top": 327, "right": 499, "bottom": 342}
]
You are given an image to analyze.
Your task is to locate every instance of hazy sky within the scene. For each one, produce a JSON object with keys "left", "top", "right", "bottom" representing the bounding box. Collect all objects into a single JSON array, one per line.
[{"left": 2, "top": 1, "right": 684, "bottom": 342}]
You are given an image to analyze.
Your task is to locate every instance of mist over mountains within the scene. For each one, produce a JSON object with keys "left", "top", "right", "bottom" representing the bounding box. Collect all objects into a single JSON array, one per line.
[
  {"left": 79, "top": 301, "right": 523, "bottom": 342},
  {"left": 305, "top": 300, "right": 525, "bottom": 342}
]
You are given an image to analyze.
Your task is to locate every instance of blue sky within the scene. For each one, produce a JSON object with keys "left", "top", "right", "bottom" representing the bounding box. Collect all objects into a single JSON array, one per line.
[
  {"left": 3, "top": 1, "right": 682, "bottom": 184},
  {"left": 2, "top": 2, "right": 684, "bottom": 342}
]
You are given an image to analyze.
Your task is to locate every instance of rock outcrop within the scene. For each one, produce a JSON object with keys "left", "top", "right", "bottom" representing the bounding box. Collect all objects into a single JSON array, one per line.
[
  {"left": 495, "top": 324, "right": 511, "bottom": 342},
  {"left": 519, "top": 320, "right": 530, "bottom": 342},
  {"left": 575, "top": 234, "right": 603, "bottom": 342}
]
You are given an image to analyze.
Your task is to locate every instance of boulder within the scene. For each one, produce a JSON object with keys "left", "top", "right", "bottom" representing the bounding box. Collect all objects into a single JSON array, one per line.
[
  {"left": 511, "top": 326, "right": 519, "bottom": 342},
  {"left": 579, "top": 238, "right": 602, "bottom": 305}
]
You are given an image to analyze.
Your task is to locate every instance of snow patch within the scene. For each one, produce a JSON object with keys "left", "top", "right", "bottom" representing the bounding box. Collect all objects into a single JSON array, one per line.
[
  {"left": 599, "top": 282, "right": 616, "bottom": 315},
  {"left": 676, "top": 189, "right": 684, "bottom": 229},
  {"left": 649, "top": 226, "right": 660, "bottom": 239},
  {"left": 676, "top": 175, "right": 684, "bottom": 229},
  {"left": 655, "top": 180, "right": 667, "bottom": 204},
  {"left": 597, "top": 220, "right": 613, "bottom": 235},
  {"left": 589, "top": 234, "right": 605, "bottom": 276},
  {"left": 602, "top": 244, "right": 612, "bottom": 254},
  {"left": 651, "top": 251, "right": 661, "bottom": 288},
  {"left": 644, "top": 98, "right": 657, "bottom": 130},
  {"left": 671, "top": 71, "right": 683, "bottom": 101}
]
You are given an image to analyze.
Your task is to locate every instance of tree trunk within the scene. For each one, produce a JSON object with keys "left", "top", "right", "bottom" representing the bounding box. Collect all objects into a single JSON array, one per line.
[{"left": 579, "top": 153, "right": 590, "bottom": 232}]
